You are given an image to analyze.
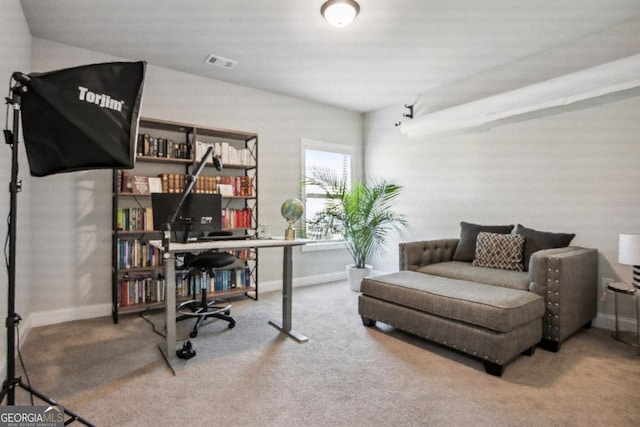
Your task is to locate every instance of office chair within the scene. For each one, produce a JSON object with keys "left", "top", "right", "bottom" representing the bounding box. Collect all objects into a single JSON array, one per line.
[{"left": 176, "top": 250, "right": 237, "bottom": 338}]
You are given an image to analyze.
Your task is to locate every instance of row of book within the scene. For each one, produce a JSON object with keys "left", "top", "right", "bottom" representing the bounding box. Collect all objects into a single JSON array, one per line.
[
  {"left": 136, "top": 134, "right": 257, "bottom": 167},
  {"left": 117, "top": 276, "right": 166, "bottom": 307},
  {"left": 158, "top": 174, "right": 254, "bottom": 196},
  {"left": 194, "top": 140, "right": 255, "bottom": 167},
  {"left": 116, "top": 266, "right": 253, "bottom": 307},
  {"left": 117, "top": 243, "right": 254, "bottom": 272},
  {"left": 117, "top": 239, "right": 163, "bottom": 270},
  {"left": 227, "top": 249, "right": 254, "bottom": 260},
  {"left": 116, "top": 206, "right": 254, "bottom": 232},
  {"left": 137, "top": 134, "right": 190, "bottom": 159},
  {"left": 178, "top": 266, "right": 252, "bottom": 296},
  {"left": 118, "top": 171, "right": 254, "bottom": 197},
  {"left": 218, "top": 176, "right": 254, "bottom": 197},
  {"left": 223, "top": 208, "right": 253, "bottom": 229},
  {"left": 117, "top": 207, "right": 154, "bottom": 232},
  {"left": 160, "top": 173, "right": 211, "bottom": 194}
]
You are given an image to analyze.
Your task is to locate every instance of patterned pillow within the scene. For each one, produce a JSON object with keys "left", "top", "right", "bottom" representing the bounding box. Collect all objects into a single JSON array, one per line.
[{"left": 472, "top": 232, "right": 525, "bottom": 271}]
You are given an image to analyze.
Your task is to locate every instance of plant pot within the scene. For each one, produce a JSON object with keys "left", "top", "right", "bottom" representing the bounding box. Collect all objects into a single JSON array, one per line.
[{"left": 346, "top": 264, "right": 372, "bottom": 292}]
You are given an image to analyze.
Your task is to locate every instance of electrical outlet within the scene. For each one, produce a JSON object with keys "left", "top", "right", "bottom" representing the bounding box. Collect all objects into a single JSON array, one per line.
[{"left": 600, "top": 277, "right": 614, "bottom": 302}]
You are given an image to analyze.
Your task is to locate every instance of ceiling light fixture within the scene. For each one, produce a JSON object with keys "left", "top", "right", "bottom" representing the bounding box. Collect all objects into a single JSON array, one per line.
[{"left": 321, "top": 0, "right": 360, "bottom": 28}]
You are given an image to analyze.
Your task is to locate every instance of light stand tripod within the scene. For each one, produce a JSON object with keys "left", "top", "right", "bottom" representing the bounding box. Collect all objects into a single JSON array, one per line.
[{"left": 1, "top": 79, "right": 93, "bottom": 426}]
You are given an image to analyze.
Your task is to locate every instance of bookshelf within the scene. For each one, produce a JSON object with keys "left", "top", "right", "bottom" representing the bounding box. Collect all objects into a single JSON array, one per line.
[{"left": 111, "top": 117, "right": 258, "bottom": 323}]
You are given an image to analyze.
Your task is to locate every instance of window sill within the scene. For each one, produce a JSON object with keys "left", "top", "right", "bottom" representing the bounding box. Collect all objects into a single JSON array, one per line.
[{"left": 302, "top": 240, "right": 347, "bottom": 252}]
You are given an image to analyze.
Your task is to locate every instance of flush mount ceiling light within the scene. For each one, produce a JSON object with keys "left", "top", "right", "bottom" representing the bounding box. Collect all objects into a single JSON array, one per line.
[{"left": 321, "top": 0, "right": 360, "bottom": 28}]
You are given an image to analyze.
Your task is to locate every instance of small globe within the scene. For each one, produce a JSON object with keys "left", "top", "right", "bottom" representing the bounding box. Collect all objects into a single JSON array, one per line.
[{"left": 281, "top": 198, "right": 304, "bottom": 224}]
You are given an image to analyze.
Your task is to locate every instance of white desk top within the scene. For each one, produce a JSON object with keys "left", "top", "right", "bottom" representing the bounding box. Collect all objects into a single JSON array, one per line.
[{"left": 149, "top": 237, "right": 308, "bottom": 253}]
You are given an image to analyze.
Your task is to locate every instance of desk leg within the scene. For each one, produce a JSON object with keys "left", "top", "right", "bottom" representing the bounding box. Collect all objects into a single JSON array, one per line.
[
  {"left": 159, "top": 252, "right": 181, "bottom": 374},
  {"left": 269, "top": 246, "right": 308, "bottom": 343}
]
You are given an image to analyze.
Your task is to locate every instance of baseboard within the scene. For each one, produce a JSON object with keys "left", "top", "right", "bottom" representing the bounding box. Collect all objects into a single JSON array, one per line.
[
  {"left": 28, "top": 303, "right": 112, "bottom": 329},
  {"left": 592, "top": 312, "right": 637, "bottom": 332},
  {"left": 17, "top": 293, "right": 637, "bottom": 333},
  {"left": 28, "top": 274, "right": 346, "bottom": 325},
  {"left": 258, "top": 271, "right": 347, "bottom": 294},
  {"left": 24, "top": 273, "right": 347, "bottom": 328}
]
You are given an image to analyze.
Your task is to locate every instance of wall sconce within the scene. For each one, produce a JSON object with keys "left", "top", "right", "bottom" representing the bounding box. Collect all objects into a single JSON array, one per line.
[{"left": 321, "top": 0, "right": 360, "bottom": 28}]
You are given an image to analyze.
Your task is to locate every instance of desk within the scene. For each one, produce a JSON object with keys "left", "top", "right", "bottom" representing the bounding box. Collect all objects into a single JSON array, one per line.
[{"left": 151, "top": 238, "right": 308, "bottom": 373}]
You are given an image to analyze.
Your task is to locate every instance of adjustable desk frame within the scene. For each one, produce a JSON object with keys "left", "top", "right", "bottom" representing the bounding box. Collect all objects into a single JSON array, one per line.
[{"left": 151, "top": 238, "right": 307, "bottom": 374}]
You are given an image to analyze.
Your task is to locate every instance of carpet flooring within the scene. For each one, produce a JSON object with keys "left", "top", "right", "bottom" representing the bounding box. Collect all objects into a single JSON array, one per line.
[{"left": 11, "top": 281, "right": 640, "bottom": 426}]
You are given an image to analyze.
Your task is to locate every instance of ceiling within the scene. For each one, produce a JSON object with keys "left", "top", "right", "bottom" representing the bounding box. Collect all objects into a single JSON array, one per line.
[{"left": 19, "top": 0, "right": 640, "bottom": 113}]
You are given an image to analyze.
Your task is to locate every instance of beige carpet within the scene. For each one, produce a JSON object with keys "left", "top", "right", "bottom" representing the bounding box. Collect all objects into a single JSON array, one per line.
[{"left": 12, "top": 281, "right": 640, "bottom": 426}]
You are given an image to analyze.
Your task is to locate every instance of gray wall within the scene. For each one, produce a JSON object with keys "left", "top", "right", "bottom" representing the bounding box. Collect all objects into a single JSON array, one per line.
[
  {"left": 24, "top": 38, "right": 361, "bottom": 326},
  {"left": 364, "top": 90, "right": 640, "bottom": 328}
]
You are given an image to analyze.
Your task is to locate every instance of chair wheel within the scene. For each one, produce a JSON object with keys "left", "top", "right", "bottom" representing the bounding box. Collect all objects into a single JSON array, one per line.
[
  {"left": 228, "top": 322, "right": 235, "bottom": 329},
  {"left": 190, "top": 331, "right": 198, "bottom": 338},
  {"left": 224, "top": 310, "right": 231, "bottom": 315}
]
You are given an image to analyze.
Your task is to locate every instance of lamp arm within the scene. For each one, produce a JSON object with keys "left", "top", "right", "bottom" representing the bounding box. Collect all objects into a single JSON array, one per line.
[{"left": 161, "top": 146, "right": 214, "bottom": 249}]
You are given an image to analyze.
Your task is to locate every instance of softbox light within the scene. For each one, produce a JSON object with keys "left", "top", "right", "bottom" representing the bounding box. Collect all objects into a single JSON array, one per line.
[{"left": 19, "top": 61, "right": 146, "bottom": 177}]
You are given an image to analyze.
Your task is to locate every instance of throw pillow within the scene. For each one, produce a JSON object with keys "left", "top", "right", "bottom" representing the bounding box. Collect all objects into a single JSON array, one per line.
[
  {"left": 473, "top": 232, "right": 525, "bottom": 271},
  {"left": 452, "top": 221, "right": 514, "bottom": 262},
  {"left": 513, "top": 224, "right": 575, "bottom": 269}
]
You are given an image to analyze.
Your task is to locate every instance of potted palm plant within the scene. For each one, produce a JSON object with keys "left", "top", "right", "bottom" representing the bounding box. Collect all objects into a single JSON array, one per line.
[{"left": 304, "top": 167, "right": 407, "bottom": 291}]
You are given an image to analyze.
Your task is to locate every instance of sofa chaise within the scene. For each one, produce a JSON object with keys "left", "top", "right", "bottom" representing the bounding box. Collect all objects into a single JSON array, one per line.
[{"left": 358, "top": 223, "right": 598, "bottom": 376}]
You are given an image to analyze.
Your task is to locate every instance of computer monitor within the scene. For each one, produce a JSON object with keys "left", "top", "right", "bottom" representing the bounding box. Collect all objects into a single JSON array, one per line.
[{"left": 151, "top": 193, "right": 222, "bottom": 239}]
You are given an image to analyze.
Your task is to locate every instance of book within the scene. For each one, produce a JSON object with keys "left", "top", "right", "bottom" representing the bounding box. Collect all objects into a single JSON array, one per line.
[
  {"left": 148, "top": 177, "right": 162, "bottom": 193},
  {"left": 219, "top": 184, "right": 234, "bottom": 197},
  {"left": 131, "top": 176, "right": 150, "bottom": 195}
]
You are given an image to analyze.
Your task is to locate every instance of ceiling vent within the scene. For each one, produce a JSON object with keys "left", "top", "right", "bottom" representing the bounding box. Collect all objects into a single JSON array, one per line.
[{"left": 205, "top": 54, "right": 237, "bottom": 70}]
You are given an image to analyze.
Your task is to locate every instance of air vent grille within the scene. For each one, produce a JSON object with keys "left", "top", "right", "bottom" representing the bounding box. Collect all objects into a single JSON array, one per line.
[{"left": 205, "top": 54, "right": 237, "bottom": 70}]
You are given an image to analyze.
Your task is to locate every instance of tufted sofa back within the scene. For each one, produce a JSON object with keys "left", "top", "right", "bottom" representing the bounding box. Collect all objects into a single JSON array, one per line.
[{"left": 400, "top": 238, "right": 459, "bottom": 271}]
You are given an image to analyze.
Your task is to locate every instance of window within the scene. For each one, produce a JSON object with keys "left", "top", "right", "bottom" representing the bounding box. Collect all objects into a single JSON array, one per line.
[{"left": 301, "top": 139, "right": 354, "bottom": 244}]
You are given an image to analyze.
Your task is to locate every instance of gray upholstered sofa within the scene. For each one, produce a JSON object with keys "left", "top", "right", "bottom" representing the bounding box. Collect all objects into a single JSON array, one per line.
[{"left": 358, "top": 223, "right": 598, "bottom": 376}]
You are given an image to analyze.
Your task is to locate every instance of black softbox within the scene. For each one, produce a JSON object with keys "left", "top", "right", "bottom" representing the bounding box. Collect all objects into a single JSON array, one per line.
[{"left": 19, "top": 61, "right": 146, "bottom": 177}]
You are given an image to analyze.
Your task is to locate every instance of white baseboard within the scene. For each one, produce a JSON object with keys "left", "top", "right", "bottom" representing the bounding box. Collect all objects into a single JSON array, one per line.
[
  {"left": 258, "top": 271, "right": 347, "bottom": 294},
  {"left": 19, "top": 296, "right": 637, "bottom": 334},
  {"left": 29, "top": 303, "right": 112, "bottom": 328},
  {"left": 592, "top": 312, "right": 637, "bottom": 332},
  {"left": 19, "top": 272, "right": 347, "bottom": 332}
]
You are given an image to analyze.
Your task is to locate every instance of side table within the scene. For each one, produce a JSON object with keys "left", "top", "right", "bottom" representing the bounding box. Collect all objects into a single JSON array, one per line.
[{"left": 607, "top": 281, "right": 639, "bottom": 356}]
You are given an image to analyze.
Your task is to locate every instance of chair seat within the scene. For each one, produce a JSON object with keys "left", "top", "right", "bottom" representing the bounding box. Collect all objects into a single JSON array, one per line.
[{"left": 185, "top": 251, "right": 236, "bottom": 269}]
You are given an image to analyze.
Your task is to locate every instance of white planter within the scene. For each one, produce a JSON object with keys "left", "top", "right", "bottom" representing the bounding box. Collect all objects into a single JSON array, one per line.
[{"left": 346, "top": 264, "right": 372, "bottom": 292}]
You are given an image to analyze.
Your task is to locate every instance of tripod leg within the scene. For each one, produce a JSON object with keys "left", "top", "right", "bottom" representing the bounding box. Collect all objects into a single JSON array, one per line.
[
  {"left": 1, "top": 379, "right": 95, "bottom": 426},
  {"left": 17, "top": 381, "right": 95, "bottom": 426}
]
